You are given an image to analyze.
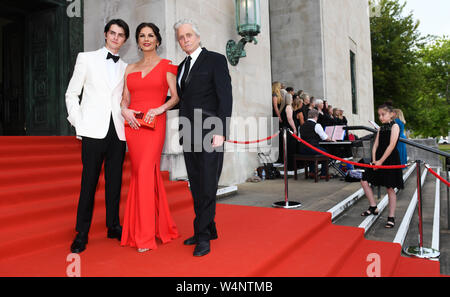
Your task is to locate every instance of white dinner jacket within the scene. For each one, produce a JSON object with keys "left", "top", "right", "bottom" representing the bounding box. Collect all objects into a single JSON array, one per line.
[{"left": 65, "top": 48, "right": 127, "bottom": 141}]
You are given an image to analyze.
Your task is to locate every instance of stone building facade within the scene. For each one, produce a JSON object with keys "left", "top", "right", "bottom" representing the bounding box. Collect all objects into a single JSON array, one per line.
[
  {"left": 82, "top": 0, "right": 374, "bottom": 186},
  {"left": 270, "top": 0, "right": 374, "bottom": 131}
]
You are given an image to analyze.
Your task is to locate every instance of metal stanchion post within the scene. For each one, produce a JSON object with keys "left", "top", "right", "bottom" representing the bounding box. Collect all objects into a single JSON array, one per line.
[
  {"left": 272, "top": 128, "right": 302, "bottom": 209},
  {"left": 404, "top": 160, "right": 440, "bottom": 259},
  {"left": 446, "top": 158, "right": 449, "bottom": 230},
  {"left": 417, "top": 160, "right": 424, "bottom": 249}
]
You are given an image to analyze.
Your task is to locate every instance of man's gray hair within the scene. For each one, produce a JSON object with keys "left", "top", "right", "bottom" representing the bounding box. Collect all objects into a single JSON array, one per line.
[
  {"left": 173, "top": 19, "right": 201, "bottom": 37},
  {"left": 307, "top": 108, "right": 319, "bottom": 119}
]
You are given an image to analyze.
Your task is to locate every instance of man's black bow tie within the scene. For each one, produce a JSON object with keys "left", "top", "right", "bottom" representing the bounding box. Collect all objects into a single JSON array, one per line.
[{"left": 107, "top": 52, "right": 120, "bottom": 63}]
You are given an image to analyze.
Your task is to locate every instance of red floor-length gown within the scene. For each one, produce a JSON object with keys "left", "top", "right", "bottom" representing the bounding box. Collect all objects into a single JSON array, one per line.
[{"left": 121, "top": 59, "right": 180, "bottom": 250}]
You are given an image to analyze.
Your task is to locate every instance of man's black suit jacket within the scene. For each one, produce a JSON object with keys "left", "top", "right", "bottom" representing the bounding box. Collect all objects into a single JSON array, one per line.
[{"left": 177, "top": 48, "right": 233, "bottom": 150}]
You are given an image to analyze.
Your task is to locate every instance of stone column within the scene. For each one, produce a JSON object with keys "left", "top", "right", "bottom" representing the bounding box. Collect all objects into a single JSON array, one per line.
[{"left": 269, "top": 0, "right": 325, "bottom": 97}]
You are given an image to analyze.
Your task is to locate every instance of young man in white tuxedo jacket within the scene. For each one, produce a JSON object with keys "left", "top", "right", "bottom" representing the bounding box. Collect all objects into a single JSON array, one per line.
[{"left": 65, "top": 19, "right": 130, "bottom": 254}]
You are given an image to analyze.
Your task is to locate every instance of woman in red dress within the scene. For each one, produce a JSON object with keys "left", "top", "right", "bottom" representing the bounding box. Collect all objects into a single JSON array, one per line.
[{"left": 120, "top": 23, "right": 180, "bottom": 252}]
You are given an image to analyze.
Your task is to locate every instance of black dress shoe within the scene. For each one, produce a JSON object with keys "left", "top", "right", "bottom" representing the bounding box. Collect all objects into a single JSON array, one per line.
[
  {"left": 193, "top": 241, "right": 210, "bottom": 257},
  {"left": 183, "top": 233, "right": 218, "bottom": 246},
  {"left": 107, "top": 225, "right": 122, "bottom": 241},
  {"left": 71, "top": 233, "right": 88, "bottom": 254},
  {"left": 183, "top": 236, "right": 197, "bottom": 246}
]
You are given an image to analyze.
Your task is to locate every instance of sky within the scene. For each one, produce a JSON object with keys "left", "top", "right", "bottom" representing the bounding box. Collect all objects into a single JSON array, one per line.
[{"left": 401, "top": 0, "right": 450, "bottom": 37}]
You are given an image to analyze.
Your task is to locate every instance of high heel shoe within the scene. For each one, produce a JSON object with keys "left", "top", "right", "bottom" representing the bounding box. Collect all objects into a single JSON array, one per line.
[{"left": 137, "top": 248, "right": 150, "bottom": 253}]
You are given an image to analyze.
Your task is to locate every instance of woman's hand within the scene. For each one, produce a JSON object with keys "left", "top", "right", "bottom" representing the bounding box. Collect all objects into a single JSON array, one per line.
[
  {"left": 372, "top": 160, "right": 383, "bottom": 171},
  {"left": 145, "top": 106, "right": 165, "bottom": 124},
  {"left": 122, "top": 108, "right": 141, "bottom": 130}
]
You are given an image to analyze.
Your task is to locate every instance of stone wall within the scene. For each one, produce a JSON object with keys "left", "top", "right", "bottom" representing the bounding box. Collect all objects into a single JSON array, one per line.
[
  {"left": 269, "top": 0, "right": 375, "bottom": 136},
  {"left": 408, "top": 139, "right": 441, "bottom": 168},
  {"left": 269, "top": 0, "right": 324, "bottom": 97},
  {"left": 321, "top": 0, "right": 375, "bottom": 131},
  {"left": 84, "top": 0, "right": 274, "bottom": 186},
  {"left": 84, "top": 0, "right": 167, "bottom": 60}
]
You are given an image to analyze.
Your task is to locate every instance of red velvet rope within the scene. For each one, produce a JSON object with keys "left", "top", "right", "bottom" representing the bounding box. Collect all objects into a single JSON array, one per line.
[
  {"left": 425, "top": 166, "right": 450, "bottom": 187},
  {"left": 289, "top": 131, "right": 408, "bottom": 170},
  {"left": 226, "top": 131, "right": 280, "bottom": 144},
  {"left": 225, "top": 129, "right": 448, "bottom": 184}
]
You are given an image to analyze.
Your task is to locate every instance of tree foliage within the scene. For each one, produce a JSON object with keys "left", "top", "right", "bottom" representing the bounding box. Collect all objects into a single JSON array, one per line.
[
  {"left": 369, "top": 0, "right": 449, "bottom": 137},
  {"left": 414, "top": 38, "right": 450, "bottom": 137}
]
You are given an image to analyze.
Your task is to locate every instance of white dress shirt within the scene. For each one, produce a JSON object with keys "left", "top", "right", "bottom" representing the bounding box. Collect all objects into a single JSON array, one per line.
[
  {"left": 178, "top": 46, "right": 203, "bottom": 87},
  {"left": 308, "top": 119, "right": 329, "bottom": 141},
  {"left": 102, "top": 47, "right": 120, "bottom": 86}
]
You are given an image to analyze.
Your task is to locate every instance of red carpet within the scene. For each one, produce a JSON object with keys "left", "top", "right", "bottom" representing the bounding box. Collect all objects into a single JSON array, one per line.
[{"left": 0, "top": 136, "right": 445, "bottom": 277}]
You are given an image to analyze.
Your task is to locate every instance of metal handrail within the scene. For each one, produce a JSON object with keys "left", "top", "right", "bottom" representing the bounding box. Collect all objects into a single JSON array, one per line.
[{"left": 345, "top": 126, "right": 450, "bottom": 159}]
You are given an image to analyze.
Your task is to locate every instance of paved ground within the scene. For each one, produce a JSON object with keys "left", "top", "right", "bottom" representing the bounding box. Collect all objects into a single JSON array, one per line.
[
  {"left": 219, "top": 173, "right": 361, "bottom": 212},
  {"left": 217, "top": 169, "right": 450, "bottom": 275}
]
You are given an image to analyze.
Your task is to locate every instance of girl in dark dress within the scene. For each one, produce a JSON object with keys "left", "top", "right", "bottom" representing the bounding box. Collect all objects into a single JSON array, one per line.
[{"left": 360, "top": 103, "right": 403, "bottom": 228}]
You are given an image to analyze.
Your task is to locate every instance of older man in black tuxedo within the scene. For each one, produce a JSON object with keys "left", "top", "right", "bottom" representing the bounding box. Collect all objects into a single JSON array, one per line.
[{"left": 174, "top": 19, "right": 233, "bottom": 257}]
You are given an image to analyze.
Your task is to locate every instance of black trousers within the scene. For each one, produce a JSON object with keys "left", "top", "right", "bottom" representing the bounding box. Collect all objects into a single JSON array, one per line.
[
  {"left": 75, "top": 116, "right": 126, "bottom": 234},
  {"left": 183, "top": 149, "right": 224, "bottom": 242}
]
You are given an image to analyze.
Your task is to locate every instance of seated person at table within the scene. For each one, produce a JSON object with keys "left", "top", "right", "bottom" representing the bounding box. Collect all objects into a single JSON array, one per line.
[{"left": 299, "top": 109, "right": 334, "bottom": 177}]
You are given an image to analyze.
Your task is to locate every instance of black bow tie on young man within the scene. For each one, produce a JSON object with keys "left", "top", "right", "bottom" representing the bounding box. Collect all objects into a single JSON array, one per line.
[{"left": 106, "top": 52, "right": 120, "bottom": 63}]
